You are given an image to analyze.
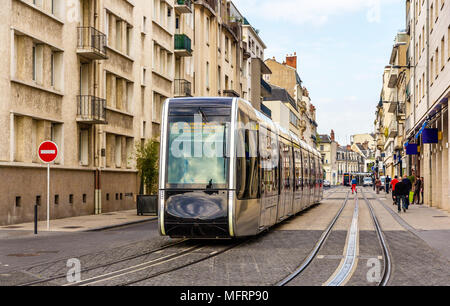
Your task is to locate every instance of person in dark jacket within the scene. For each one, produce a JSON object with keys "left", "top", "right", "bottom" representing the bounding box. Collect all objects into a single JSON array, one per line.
[
  {"left": 401, "top": 174, "right": 412, "bottom": 211},
  {"left": 395, "top": 178, "right": 408, "bottom": 213},
  {"left": 414, "top": 177, "right": 422, "bottom": 204}
]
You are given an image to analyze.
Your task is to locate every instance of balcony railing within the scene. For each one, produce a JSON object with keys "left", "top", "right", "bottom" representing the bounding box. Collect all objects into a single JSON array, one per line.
[
  {"left": 260, "top": 103, "right": 272, "bottom": 118},
  {"left": 77, "top": 96, "right": 107, "bottom": 124},
  {"left": 174, "top": 79, "right": 192, "bottom": 97},
  {"left": 77, "top": 27, "right": 107, "bottom": 60},
  {"left": 202, "top": 0, "right": 217, "bottom": 12},
  {"left": 175, "top": 0, "right": 192, "bottom": 14},
  {"left": 388, "top": 120, "right": 398, "bottom": 138},
  {"left": 174, "top": 34, "right": 192, "bottom": 57}
]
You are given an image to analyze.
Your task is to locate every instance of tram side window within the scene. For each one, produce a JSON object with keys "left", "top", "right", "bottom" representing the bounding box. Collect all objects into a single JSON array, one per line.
[
  {"left": 260, "top": 127, "right": 277, "bottom": 197},
  {"left": 294, "top": 148, "right": 302, "bottom": 190},
  {"left": 236, "top": 111, "right": 259, "bottom": 200}
]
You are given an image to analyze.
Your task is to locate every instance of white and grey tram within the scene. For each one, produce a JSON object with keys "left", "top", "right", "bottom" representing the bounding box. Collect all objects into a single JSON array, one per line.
[{"left": 158, "top": 97, "right": 323, "bottom": 238}]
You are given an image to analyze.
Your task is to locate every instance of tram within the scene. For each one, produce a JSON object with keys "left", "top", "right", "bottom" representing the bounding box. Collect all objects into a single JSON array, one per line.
[{"left": 158, "top": 97, "right": 323, "bottom": 238}]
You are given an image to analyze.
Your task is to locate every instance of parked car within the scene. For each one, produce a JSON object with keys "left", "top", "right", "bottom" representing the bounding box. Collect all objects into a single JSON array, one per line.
[
  {"left": 323, "top": 180, "right": 331, "bottom": 188},
  {"left": 363, "top": 177, "right": 373, "bottom": 187}
]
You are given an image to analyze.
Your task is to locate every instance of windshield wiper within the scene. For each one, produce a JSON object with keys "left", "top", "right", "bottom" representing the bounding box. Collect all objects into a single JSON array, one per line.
[
  {"left": 206, "top": 179, "right": 213, "bottom": 189},
  {"left": 198, "top": 108, "right": 209, "bottom": 123}
]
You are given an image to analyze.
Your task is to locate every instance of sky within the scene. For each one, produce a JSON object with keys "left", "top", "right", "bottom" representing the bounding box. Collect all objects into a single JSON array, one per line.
[{"left": 232, "top": 0, "right": 405, "bottom": 145}]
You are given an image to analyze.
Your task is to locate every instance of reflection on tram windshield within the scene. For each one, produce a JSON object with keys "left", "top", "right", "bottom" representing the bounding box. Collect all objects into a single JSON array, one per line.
[{"left": 166, "top": 115, "right": 230, "bottom": 188}]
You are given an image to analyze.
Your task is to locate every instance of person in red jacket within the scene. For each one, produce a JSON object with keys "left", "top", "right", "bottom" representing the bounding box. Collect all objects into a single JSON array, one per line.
[{"left": 390, "top": 176, "right": 399, "bottom": 206}]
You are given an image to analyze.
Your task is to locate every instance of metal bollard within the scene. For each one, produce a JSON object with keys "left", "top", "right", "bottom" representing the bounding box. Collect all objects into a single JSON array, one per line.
[{"left": 34, "top": 204, "right": 38, "bottom": 235}]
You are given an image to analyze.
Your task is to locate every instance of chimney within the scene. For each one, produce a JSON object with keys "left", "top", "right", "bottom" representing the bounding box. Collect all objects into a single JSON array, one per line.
[
  {"left": 331, "top": 130, "right": 335, "bottom": 141},
  {"left": 346, "top": 145, "right": 352, "bottom": 151},
  {"left": 286, "top": 52, "right": 297, "bottom": 69}
]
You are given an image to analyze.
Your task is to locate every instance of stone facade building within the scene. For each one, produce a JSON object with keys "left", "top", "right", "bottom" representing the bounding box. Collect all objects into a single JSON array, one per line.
[{"left": 0, "top": 0, "right": 270, "bottom": 225}]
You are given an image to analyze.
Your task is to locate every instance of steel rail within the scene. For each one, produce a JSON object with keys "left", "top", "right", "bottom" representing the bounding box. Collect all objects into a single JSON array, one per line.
[
  {"left": 120, "top": 239, "right": 248, "bottom": 286},
  {"left": 276, "top": 189, "right": 350, "bottom": 286},
  {"left": 18, "top": 239, "right": 190, "bottom": 286},
  {"left": 361, "top": 189, "right": 392, "bottom": 286}
]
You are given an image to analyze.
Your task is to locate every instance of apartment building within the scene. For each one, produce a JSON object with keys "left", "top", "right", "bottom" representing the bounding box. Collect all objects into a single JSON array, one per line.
[
  {"left": 262, "top": 84, "right": 301, "bottom": 138},
  {"left": 375, "top": 0, "right": 449, "bottom": 210},
  {"left": 318, "top": 131, "right": 338, "bottom": 185},
  {"left": 0, "top": 0, "right": 271, "bottom": 225},
  {"left": 0, "top": 0, "right": 179, "bottom": 225},
  {"left": 403, "top": 0, "right": 449, "bottom": 211},
  {"left": 264, "top": 54, "right": 318, "bottom": 147},
  {"left": 336, "top": 145, "right": 365, "bottom": 185}
]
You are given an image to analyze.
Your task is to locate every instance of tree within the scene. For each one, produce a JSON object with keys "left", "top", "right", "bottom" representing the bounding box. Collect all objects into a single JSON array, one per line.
[{"left": 135, "top": 139, "right": 159, "bottom": 195}]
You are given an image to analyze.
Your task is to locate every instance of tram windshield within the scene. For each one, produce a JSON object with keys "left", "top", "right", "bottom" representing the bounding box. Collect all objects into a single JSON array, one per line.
[{"left": 166, "top": 107, "right": 231, "bottom": 189}]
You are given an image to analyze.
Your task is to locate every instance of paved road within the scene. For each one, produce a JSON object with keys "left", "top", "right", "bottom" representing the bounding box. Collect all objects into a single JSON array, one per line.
[{"left": 1, "top": 187, "right": 449, "bottom": 286}]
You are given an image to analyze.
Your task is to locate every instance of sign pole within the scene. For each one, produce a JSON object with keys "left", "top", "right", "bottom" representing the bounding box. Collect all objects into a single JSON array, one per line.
[
  {"left": 38, "top": 141, "right": 58, "bottom": 233},
  {"left": 47, "top": 163, "right": 50, "bottom": 231}
]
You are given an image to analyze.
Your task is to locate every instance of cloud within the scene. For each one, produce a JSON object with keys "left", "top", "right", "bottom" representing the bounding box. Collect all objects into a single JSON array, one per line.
[{"left": 233, "top": 0, "right": 399, "bottom": 26}]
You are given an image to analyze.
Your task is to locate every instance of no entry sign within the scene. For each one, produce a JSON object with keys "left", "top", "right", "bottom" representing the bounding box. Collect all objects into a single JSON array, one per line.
[{"left": 38, "top": 141, "right": 58, "bottom": 163}]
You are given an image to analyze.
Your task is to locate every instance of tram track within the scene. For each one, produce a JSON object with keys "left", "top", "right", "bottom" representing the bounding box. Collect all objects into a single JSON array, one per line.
[
  {"left": 17, "top": 239, "right": 190, "bottom": 286},
  {"left": 276, "top": 190, "right": 351, "bottom": 286},
  {"left": 360, "top": 189, "right": 392, "bottom": 286},
  {"left": 277, "top": 187, "right": 392, "bottom": 286}
]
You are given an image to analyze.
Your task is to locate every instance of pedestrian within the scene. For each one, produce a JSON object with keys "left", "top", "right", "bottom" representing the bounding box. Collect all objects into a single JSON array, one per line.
[
  {"left": 391, "top": 176, "right": 399, "bottom": 205},
  {"left": 375, "top": 177, "right": 381, "bottom": 194},
  {"left": 420, "top": 177, "right": 424, "bottom": 204},
  {"left": 414, "top": 177, "right": 422, "bottom": 204},
  {"left": 372, "top": 176, "right": 376, "bottom": 191},
  {"left": 385, "top": 175, "right": 391, "bottom": 194},
  {"left": 351, "top": 176, "right": 357, "bottom": 194},
  {"left": 402, "top": 174, "right": 412, "bottom": 210},
  {"left": 395, "top": 178, "right": 408, "bottom": 213}
]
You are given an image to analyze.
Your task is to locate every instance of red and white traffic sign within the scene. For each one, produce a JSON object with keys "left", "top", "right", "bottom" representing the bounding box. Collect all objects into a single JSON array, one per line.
[{"left": 38, "top": 141, "right": 58, "bottom": 163}]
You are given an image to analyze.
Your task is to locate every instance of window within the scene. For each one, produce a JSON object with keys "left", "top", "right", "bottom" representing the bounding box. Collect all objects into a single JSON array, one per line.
[
  {"left": 115, "top": 135, "right": 122, "bottom": 168},
  {"left": 435, "top": 48, "right": 439, "bottom": 78},
  {"left": 435, "top": 0, "right": 439, "bottom": 20},
  {"left": 16, "top": 196, "right": 21, "bottom": 207},
  {"left": 143, "top": 16, "right": 147, "bottom": 33},
  {"left": 206, "top": 17, "right": 210, "bottom": 45},
  {"left": 236, "top": 111, "right": 259, "bottom": 200},
  {"left": 79, "top": 128, "right": 89, "bottom": 166},
  {"left": 69, "top": 194, "right": 74, "bottom": 204},
  {"left": 116, "top": 20, "right": 122, "bottom": 51},
  {"left": 51, "top": 53, "right": 54, "bottom": 87},
  {"left": 206, "top": 61, "right": 210, "bottom": 89},
  {"left": 32, "top": 45, "right": 36, "bottom": 81},
  {"left": 55, "top": 194, "right": 59, "bottom": 205},
  {"left": 430, "top": 3, "right": 434, "bottom": 31},
  {"left": 441, "top": 36, "right": 445, "bottom": 70},
  {"left": 431, "top": 57, "right": 434, "bottom": 82}
]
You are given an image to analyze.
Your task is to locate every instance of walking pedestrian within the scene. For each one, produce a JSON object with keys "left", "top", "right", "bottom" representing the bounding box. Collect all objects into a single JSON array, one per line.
[
  {"left": 414, "top": 177, "right": 422, "bottom": 204},
  {"left": 375, "top": 178, "right": 381, "bottom": 194},
  {"left": 391, "top": 176, "right": 399, "bottom": 205},
  {"left": 351, "top": 176, "right": 357, "bottom": 194},
  {"left": 385, "top": 176, "right": 391, "bottom": 194},
  {"left": 402, "top": 174, "right": 412, "bottom": 210},
  {"left": 420, "top": 177, "right": 424, "bottom": 204},
  {"left": 395, "top": 178, "right": 408, "bottom": 213},
  {"left": 372, "top": 176, "right": 376, "bottom": 191}
]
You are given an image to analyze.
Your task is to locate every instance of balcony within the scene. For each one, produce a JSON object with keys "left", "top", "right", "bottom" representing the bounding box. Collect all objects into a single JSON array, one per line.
[
  {"left": 174, "top": 79, "right": 192, "bottom": 97},
  {"left": 77, "top": 27, "right": 107, "bottom": 60},
  {"left": 175, "top": 0, "right": 192, "bottom": 14},
  {"left": 77, "top": 96, "right": 107, "bottom": 124},
  {"left": 261, "top": 78, "right": 272, "bottom": 97},
  {"left": 388, "top": 102, "right": 398, "bottom": 113},
  {"left": 387, "top": 68, "right": 398, "bottom": 88},
  {"left": 242, "top": 42, "right": 251, "bottom": 60},
  {"left": 174, "top": 34, "right": 192, "bottom": 57},
  {"left": 388, "top": 120, "right": 398, "bottom": 138},
  {"left": 260, "top": 103, "right": 272, "bottom": 119},
  {"left": 223, "top": 89, "right": 240, "bottom": 98}
]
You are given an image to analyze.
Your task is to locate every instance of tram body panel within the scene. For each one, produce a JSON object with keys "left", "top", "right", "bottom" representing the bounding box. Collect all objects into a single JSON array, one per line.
[{"left": 159, "top": 97, "right": 323, "bottom": 238}]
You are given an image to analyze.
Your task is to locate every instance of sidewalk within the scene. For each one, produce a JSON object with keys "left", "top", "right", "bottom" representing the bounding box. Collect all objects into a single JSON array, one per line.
[
  {"left": 375, "top": 191, "right": 450, "bottom": 260},
  {"left": 0, "top": 210, "right": 157, "bottom": 237}
]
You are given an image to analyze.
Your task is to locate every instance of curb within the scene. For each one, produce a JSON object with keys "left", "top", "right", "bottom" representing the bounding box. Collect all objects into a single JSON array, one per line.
[{"left": 86, "top": 216, "right": 158, "bottom": 232}]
